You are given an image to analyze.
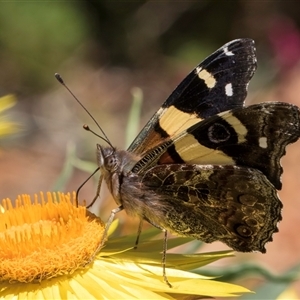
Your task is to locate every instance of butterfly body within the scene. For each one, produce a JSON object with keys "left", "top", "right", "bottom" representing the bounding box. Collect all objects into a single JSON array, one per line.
[{"left": 96, "top": 39, "right": 300, "bottom": 257}]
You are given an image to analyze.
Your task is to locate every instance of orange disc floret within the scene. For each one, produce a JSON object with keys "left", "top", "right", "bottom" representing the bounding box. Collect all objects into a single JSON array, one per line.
[{"left": 0, "top": 192, "right": 105, "bottom": 283}]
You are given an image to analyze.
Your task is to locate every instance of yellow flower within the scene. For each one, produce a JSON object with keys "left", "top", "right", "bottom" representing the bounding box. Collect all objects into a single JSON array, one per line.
[
  {"left": 0, "top": 192, "right": 251, "bottom": 299},
  {"left": 0, "top": 95, "right": 19, "bottom": 138}
]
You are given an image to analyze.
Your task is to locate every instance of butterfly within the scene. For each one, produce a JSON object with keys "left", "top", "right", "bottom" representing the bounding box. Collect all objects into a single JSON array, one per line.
[{"left": 59, "top": 38, "right": 300, "bottom": 286}]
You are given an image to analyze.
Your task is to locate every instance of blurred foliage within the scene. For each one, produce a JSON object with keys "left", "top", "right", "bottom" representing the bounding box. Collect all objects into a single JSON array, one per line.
[
  {"left": 1, "top": 1, "right": 300, "bottom": 95},
  {"left": 0, "top": 2, "right": 87, "bottom": 93}
]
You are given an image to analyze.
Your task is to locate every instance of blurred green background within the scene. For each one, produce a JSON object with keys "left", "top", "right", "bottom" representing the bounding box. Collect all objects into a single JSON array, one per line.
[{"left": 1, "top": 2, "right": 300, "bottom": 298}]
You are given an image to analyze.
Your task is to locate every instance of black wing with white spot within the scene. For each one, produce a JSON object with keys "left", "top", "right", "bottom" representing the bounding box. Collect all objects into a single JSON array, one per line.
[{"left": 128, "top": 39, "right": 257, "bottom": 155}]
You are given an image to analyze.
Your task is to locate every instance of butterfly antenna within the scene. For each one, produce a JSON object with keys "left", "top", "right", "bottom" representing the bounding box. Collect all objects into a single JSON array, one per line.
[
  {"left": 76, "top": 166, "right": 100, "bottom": 206},
  {"left": 82, "top": 125, "right": 116, "bottom": 151},
  {"left": 55, "top": 73, "right": 113, "bottom": 148}
]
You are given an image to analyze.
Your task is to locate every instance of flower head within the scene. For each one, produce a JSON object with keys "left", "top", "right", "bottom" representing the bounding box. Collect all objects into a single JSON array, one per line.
[{"left": 0, "top": 191, "right": 250, "bottom": 299}]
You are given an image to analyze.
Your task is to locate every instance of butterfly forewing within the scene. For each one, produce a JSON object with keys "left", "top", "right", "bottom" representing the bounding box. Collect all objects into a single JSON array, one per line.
[
  {"left": 128, "top": 38, "right": 257, "bottom": 156},
  {"left": 148, "top": 102, "right": 300, "bottom": 189}
]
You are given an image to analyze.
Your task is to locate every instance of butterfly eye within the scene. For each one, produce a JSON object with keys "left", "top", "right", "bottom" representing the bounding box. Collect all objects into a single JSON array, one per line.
[{"left": 105, "top": 155, "right": 118, "bottom": 171}]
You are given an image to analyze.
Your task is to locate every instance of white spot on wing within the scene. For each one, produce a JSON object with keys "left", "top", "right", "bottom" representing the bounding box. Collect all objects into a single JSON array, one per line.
[
  {"left": 259, "top": 137, "right": 268, "bottom": 148},
  {"left": 195, "top": 66, "right": 202, "bottom": 73},
  {"left": 225, "top": 83, "right": 233, "bottom": 96},
  {"left": 224, "top": 46, "right": 234, "bottom": 56}
]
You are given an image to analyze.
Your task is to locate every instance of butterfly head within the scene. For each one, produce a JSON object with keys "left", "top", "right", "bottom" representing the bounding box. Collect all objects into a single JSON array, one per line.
[
  {"left": 97, "top": 144, "right": 119, "bottom": 172},
  {"left": 97, "top": 144, "right": 141, "bottom": 174},
  {"left": 96, "top": 144, "right": 140, "bottom": 205}
]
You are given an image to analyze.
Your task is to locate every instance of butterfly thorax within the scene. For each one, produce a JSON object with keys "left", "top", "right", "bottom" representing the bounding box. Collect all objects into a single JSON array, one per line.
[{"left": 97, "top": 144, "right": 140, "bottom": 206}]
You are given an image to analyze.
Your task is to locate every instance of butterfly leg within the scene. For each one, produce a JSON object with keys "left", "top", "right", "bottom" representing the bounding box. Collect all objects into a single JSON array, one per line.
[
  {"left": 135, "top": 220, "right": 171, "bottom": 287},
  {"left": 137, "top": 217, "right": 172, "bottom": 286},
  {"left": 132, "top": 216, "right": 171, "bottom": 286},
  {"left": 134, "top": 219, "right": 144, "bottom": 249},
  {"left": 86, "top": 173, "right": 103, "bottom": 209},
  {"left": 162, "top": 230, "right": 172, "bottom": 287},
  {"left": 84, "top": 205, "right": 124, "bottom": 268},
  {"left": 100, "top": 205, "right": 124, "bottom": 248}
]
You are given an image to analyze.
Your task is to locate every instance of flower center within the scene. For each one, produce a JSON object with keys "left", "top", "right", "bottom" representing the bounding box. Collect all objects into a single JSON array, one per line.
[{"left": 0, "top": 192, "right": 104, "bottom": 283}]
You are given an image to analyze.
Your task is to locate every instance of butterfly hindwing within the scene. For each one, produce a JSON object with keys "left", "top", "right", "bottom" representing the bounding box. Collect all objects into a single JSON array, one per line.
[
  {"left": 121, "top": 164, "right": 281, "bottom": 253},
  {"left": 128, "top": 38, "right": 257, "bottom": 155}
]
